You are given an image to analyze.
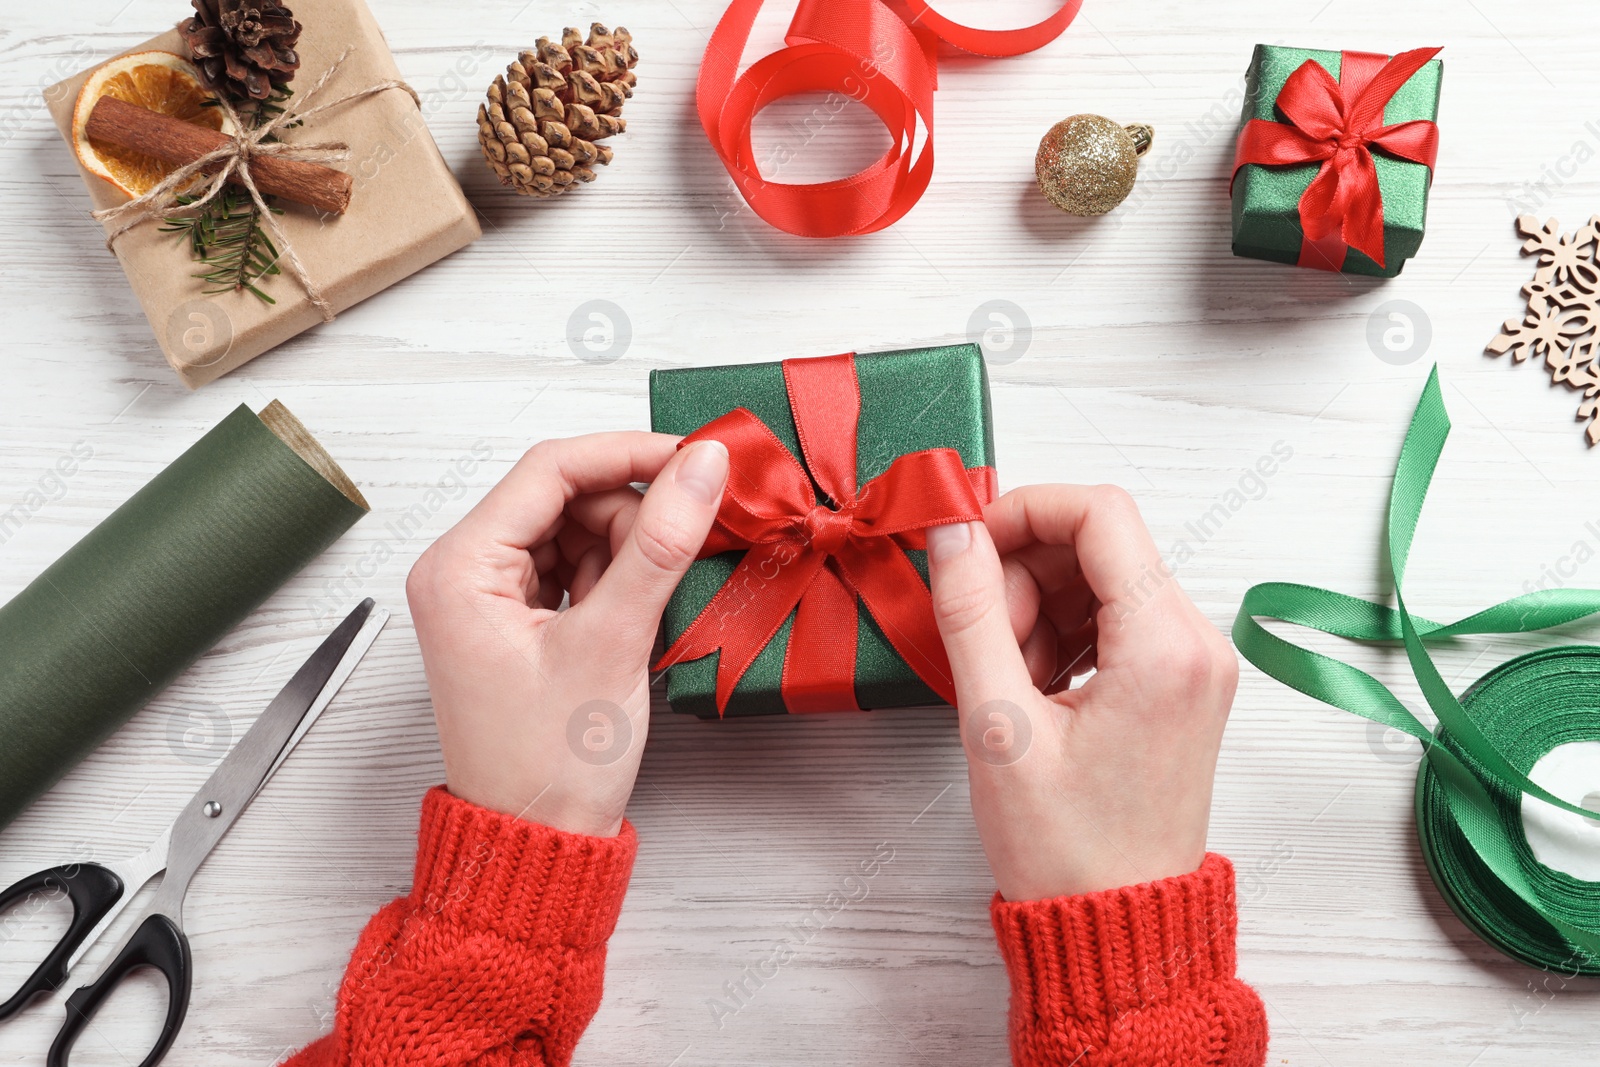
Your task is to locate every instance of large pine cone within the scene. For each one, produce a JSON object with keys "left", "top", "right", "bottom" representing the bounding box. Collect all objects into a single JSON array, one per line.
[
  {"left": 179, "top": 0, "right": 302, "bottom": 102},
  {"left": 477, "top": 25, "right": 638, "bottom": 198}
]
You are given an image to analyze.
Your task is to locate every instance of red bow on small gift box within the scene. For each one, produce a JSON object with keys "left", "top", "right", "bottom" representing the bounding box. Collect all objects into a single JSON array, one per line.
[
  {"left": 1232, "top": 47, "right": 1442, "bottom": 271},
  {"left": 652, "top": 353, "right": 996, "bottom": 715}
]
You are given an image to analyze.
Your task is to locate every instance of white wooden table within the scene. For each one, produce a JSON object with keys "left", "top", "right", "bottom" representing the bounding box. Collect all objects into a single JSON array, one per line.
[{"left": 3, "top": 1, "right": 1599, "bottom": 1063}]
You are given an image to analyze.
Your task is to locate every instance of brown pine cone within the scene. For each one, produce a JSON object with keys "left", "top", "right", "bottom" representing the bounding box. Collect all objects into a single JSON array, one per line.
[
  {"left": 179, "top": 0, "right": 302, "bottom": 102},
  {"left": 477, "top": 24, "right": 639, "bottom": 198}
]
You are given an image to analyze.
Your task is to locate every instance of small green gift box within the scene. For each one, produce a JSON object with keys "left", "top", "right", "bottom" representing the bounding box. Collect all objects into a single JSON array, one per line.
[
  {"left": 649, "top": 344, "right": 997, "bottom": 718},
  {"left": 1231, "top": 44, "right": 1443, "bottom": 278}
]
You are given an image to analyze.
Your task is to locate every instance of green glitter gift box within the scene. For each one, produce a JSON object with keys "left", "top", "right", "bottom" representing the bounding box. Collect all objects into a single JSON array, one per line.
[
  {"left": 1231, "top": 44, "right": 1443, "bottom": 278},
  {"left": 649, "top": 344, "right": 996, "bottom": 718}
]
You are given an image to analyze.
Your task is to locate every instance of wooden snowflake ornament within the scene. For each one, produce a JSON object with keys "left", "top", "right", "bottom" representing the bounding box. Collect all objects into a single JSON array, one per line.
[{"left": 1487, "top": 215, "right": 1600, "bottom": 444}]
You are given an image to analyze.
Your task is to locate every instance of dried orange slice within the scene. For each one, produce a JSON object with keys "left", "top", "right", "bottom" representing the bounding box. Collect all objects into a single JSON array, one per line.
[{"left": 72, "top": 51, "right": 230, "bottom": 198}]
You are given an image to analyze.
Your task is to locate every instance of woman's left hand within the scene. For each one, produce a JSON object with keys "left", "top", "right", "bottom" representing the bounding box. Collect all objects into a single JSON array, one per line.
[{"left": 405, "top": 431, "right": 729, "bottom": 836}]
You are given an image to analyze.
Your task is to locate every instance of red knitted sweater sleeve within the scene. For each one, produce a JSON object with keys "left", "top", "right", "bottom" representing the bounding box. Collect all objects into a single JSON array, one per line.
[
  {"left": 990, "top": 853, "right": 1268, "bottom": 1067},
  {"left": 283, "top": 786, "right": 636, "bottom": 1067}
]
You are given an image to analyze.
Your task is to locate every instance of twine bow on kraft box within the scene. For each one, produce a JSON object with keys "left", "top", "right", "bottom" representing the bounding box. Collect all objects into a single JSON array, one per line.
[
  {"left": 649, "top": 345, "right": 997, "bottom": 719},
  {"left": 46, "top": 0, "right": 481, "bottom": 388},
  {"left": 1230, "top": 45, "right": 1443, "bottom": 278}
]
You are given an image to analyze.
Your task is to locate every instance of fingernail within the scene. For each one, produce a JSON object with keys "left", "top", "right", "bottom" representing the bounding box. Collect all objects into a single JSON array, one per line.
[
  {"left": 926, "top": 521, "right": 973, "bottom": 563},
  {"left": 676, "top": 440, "right": 729, "bottom": 505}
]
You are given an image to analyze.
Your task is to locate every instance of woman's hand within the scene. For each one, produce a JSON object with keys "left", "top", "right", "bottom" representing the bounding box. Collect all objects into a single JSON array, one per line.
[
  {"left": 924, "top": 485, "right": 1238, "bottom": 901},
  {"left": 406, "top": 432, "right": 728, "bottom": 837}
]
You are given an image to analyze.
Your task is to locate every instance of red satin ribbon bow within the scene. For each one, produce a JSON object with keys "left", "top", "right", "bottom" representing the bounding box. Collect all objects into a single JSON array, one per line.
[
  {"left": 698, "top": 0, "right": 1083, "bottom": 238},
  {"left": 1231, "top": 47, "right": 1441, "bottom": 271},
  {"left": 652, "top": 353, "right": 997, "bottom": 715}
]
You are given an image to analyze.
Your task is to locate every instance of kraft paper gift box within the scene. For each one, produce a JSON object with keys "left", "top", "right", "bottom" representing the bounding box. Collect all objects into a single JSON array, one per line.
[{"left": 47, "top": 0, "right": 480, "bottom": 387}]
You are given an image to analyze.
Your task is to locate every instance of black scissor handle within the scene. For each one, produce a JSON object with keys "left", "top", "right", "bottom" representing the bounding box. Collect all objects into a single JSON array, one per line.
[
  {"left": 0, "top": 863, "right": 124, "bottom": 1021},
  {"left": 48, "top": 912, "right": 191, "bottom": 1067}
]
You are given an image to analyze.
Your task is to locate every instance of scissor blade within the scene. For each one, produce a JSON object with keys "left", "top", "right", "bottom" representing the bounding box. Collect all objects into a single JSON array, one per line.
[
  {"left": 261, "top": 607, "right": 388, "bottom": 794},
  {"left": 155, "top": 599, "right": 375, "bottom": 903}
]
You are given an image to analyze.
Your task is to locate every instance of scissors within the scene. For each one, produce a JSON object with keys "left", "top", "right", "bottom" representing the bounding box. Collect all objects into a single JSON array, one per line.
[{"left": 0, "top": 598, "right": 388, "bottom": 1067}]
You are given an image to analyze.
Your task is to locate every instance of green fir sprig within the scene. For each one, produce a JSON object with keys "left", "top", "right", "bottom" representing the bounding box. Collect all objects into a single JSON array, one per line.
[
  {"left": 158, "top": 86, "right": 294, "bottom": 304},
  {"left": 160, "top": 185, "right": 284, "bottom": 303}
]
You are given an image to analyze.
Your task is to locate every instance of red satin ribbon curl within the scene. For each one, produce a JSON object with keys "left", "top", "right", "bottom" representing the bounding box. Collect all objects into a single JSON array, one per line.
[
  {"left": 698, "top": 0, "right": 1083, "bottom": 238},
  {"left": 1231, "top": 47, "right": 1441, "bottom": 271},
  {"left": 652, "top": 353, "right": 997, "bottom": 715}
]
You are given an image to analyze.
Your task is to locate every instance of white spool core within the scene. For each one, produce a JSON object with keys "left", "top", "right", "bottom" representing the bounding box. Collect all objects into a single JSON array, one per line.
[{"left": 1520, "top": 741, "right": 1600, "bottom": 882}]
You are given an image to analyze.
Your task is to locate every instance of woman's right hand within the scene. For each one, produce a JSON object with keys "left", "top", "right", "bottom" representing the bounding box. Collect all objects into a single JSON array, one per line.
[{"left": 923, "top": 485, "right": 1240, "bottom": 901}]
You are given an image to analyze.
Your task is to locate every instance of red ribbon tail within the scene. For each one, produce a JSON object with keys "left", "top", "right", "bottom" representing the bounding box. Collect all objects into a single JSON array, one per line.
[
  {"left": 653, "top": 542, "right": 825, "bottom": 716},
  {"left": 782, "top": 564, "right": 862, "bottom": 713},
  {"left": 1294, "top": 154, "right": 1345, "bottom": 261},
  {"left": 1345, "top": 47, "right": 1442, "bottom": 131},
  {"left": 835, "top": 538, "right": 959, "bottom": 706},
  {"left": 1338, "top": 147, "right": 1387, "bottom": 267},
  {"left": 1296, "top": 229, "right": 1351, "bottom": 273}
]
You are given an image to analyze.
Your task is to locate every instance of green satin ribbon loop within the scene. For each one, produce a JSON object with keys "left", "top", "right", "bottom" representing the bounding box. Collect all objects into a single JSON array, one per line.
[{"left": 1234, "top": 365, "right": 1600, "bottom": 972}]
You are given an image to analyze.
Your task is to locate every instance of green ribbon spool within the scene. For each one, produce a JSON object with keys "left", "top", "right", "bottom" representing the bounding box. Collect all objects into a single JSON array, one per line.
[{"left": 1234, "top": 366, "right": 1600, "bottom": 973}]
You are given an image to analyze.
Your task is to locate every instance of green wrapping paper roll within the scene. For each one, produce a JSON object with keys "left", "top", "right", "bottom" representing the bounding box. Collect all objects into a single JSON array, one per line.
[{"left": 0, "top": 402, "right": 368, "bottom": 831}]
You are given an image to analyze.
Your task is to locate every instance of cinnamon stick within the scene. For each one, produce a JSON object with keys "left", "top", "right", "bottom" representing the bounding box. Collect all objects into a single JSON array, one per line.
[{"left": 85, "top": 95, "right": 353, "bottom": 215}]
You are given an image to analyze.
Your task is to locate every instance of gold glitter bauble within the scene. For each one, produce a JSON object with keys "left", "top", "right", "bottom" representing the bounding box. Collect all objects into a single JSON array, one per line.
[{"left": 1034, "top": 115, "right": 1153, "bottom": 216}]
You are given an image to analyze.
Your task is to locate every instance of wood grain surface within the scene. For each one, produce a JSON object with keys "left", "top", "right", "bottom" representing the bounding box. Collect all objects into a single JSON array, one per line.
[{"left": 2, "top": 1, "right": 1599, "bottom": 1064}]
